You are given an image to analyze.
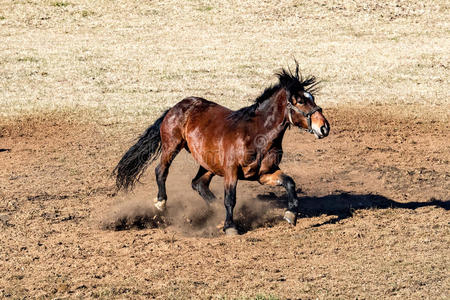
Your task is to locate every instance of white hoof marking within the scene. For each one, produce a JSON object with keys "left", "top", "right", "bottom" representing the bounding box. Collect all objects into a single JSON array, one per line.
[
  {"left": 154, "top": 199, "right": 166, "bottom": 212},
  {"left": 284, "top": 210, "right": 297, "bottom": 225}
]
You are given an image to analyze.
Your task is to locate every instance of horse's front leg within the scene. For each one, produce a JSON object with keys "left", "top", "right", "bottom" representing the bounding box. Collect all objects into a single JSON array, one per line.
[
  {"left": 259, "top": 169, "right": 299, "bottom": 225},
  {"left": 223, "top": 171, "right": 239, "bottom": 235}
]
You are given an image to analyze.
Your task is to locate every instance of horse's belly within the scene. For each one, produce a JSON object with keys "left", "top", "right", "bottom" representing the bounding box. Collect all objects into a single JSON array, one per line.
[{"left": 186, "top": 141, "right": 225, "bottom": 176}]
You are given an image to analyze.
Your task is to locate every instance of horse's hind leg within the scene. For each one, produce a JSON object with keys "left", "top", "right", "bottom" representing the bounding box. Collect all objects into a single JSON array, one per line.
[
  {"left": 154, "top": 140, "right": 184, "bottom": 211},
  {"left": 191, "top": 166, "right": 216, "bottom": 203}
]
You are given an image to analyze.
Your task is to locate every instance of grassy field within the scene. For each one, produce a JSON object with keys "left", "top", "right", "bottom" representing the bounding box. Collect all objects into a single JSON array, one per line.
[
  {"left": 1, "top": 0, "right": 448, "bottom": 122},
  {"left": 1, "top": 0, "right": 449, "bottom": 299}
]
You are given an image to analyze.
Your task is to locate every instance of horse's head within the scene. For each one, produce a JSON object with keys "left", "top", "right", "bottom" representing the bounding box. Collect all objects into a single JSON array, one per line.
[{"left": 286, "top": 89, "right": 330, "bottom": 139}]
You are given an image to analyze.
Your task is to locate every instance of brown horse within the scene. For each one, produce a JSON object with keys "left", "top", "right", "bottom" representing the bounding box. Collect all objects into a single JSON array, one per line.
[{"left": 113, "top": 64, "right": 330, "bottom": 235}]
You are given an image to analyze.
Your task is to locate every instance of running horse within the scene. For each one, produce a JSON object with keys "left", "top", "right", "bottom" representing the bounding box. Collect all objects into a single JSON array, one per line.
[{"left": 113, "top": 63, "right": 330, "bottom": 235}]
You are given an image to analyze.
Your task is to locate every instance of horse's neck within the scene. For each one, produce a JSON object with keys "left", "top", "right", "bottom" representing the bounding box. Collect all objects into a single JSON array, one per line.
[{"left": 256, "top": 88, "right": 289, "bottom": 141}]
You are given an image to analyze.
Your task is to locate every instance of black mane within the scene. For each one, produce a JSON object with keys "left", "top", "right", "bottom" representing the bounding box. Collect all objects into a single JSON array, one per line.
[{"left": 228, "top": 63, "right": 319, "bottom": 122}]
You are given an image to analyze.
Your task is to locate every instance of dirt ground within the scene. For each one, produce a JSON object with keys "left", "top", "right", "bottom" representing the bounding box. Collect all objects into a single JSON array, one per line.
[{"left": 0, "top": 105, "right": 448, "bottom": 299}]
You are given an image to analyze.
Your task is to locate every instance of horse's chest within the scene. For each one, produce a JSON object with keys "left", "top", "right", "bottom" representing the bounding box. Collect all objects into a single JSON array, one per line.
[
  {"left": 240, "top": 148, "right": 282, "bottom": 179},
  {"left": 241, "top": 162, "right": 260, "bottom": 179}
]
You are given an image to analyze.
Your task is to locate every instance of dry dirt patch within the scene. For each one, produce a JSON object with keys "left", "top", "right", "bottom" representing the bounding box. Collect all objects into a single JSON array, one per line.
[{"left": 0, "top": 106, "right": 448, "bottom": 298}]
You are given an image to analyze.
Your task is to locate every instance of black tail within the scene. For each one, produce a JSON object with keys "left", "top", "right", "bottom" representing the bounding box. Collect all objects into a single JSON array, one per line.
[{"left": 113, "top": 110, "right": 169, "bottom": 191}]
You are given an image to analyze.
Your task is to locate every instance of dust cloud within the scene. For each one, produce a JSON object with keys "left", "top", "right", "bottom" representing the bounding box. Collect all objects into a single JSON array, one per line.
[
  {"left": 100, "top": 182, "right": 284, "bottom": 237},
  {"left": 102, "top": 151, "right": 286, "bottom": 236}
]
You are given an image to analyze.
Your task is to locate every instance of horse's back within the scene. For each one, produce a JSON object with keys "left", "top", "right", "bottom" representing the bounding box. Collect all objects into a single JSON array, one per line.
[
  {"left": 160, "top": 96, "right": 233, "bottom": 139},
  {"left": 163, "top": 96, "right": 232, "bottom": 134}
]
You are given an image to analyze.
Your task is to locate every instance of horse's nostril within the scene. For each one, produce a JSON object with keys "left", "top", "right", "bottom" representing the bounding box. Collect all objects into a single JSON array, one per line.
[{"left": 320, "top": 125, "right": 329, "bottom": 136}]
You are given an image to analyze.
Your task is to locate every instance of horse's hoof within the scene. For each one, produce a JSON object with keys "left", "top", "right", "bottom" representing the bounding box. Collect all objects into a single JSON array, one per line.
[
  {"left": 284, "top": 210, "right": 297, "bottom": 226},
  {"left": 224, "top": 227, "right": 239, "bottom": 236},
  {"left": 154, "top": 198, "right": 166, "bottom": 212}
]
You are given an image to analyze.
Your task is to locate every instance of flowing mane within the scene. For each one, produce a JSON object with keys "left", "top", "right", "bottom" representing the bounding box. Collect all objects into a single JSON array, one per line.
[{"left": 228, "top": 63, "right": 320, "bottom": 122}]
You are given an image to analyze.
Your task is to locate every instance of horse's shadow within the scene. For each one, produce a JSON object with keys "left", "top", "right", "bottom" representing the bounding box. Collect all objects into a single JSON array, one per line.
[{"left": 251, "top": 191, "right": 449, "bottom": 230}]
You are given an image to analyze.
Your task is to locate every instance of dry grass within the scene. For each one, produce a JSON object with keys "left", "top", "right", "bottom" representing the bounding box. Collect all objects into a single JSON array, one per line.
[{"left": 1, "top": 0, "right": 448, "bottom": 124}]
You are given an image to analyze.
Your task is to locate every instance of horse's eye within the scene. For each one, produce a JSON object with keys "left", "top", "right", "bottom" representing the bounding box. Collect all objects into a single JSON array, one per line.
[{"left": 296, "top": 96, "right": 305, "bottom": 104}]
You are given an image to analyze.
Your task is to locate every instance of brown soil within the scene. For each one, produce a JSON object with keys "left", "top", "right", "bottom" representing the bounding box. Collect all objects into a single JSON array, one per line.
[{"left": 0, "top": 106, "right": 448, "bottom": 299}]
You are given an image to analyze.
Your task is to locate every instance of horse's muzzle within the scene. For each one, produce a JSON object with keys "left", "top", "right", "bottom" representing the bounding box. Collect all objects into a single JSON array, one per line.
[{"left": 312, "top": 121, "right": 330, "bottom": 139}]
